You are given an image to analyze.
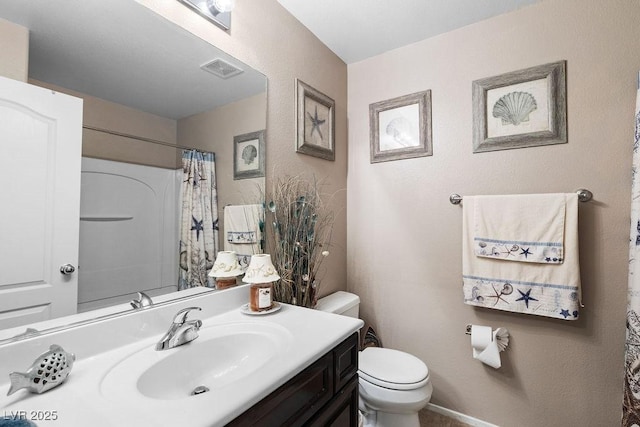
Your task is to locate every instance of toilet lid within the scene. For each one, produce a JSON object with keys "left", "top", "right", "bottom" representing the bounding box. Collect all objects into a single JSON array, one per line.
[{"left": 358, "top": 347, "right": 429, "bottom": 391}]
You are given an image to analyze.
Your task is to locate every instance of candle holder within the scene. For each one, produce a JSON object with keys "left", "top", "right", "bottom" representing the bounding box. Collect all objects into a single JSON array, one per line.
[
  {"left": 208, "top": 251, "right": 244, "bottom": 290},
  {"left": 243, "top": 254, "right": 280, "bottom": 312}
]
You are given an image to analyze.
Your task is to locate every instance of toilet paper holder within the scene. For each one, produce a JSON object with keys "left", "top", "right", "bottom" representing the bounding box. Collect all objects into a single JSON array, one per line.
[
  {"left": 465, "top": 324, "right": 510, "bottom": 348},
  {"left": 467, "top": 324, "right": 510, "bottom": 369}
]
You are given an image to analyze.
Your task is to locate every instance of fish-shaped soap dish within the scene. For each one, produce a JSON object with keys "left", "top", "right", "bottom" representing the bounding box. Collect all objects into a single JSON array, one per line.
[{"left": 7, "top": 344, "right": 75, "bottom": 396}]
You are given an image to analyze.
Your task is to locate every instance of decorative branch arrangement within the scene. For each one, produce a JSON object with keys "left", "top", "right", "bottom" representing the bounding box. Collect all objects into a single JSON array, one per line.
[{"left": 266, "top": 175, "right": 335, "bottom": 308}]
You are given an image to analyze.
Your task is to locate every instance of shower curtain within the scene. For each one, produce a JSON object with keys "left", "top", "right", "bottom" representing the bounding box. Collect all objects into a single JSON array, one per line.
[
  {"left": 178, "top": 150, "right": 219, "bottom": 290},
  {"left": 623, "top": 72, "right": 640, "bottom": 425}
]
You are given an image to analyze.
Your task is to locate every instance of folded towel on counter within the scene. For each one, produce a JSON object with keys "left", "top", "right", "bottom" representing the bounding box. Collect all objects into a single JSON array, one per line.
[
  {"left": 474, "top": 193, "right": 566, "bottom": 264},
  {"left": 462, "top": 193, "right": 582, "bottom": 320},
  {"left": 223, "top": 204, "right": 264, "bottom": 267}
]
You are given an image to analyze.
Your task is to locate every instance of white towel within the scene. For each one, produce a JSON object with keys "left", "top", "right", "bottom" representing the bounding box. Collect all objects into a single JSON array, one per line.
[
  {"left": 474, "top": 194, "right": 566, "bottom": 264},
  {"left": 223, "top": 204, "right": 264, "bottom": 268},
  {"left": 462, "top": 193, "right": 582, "bottom": 321}
]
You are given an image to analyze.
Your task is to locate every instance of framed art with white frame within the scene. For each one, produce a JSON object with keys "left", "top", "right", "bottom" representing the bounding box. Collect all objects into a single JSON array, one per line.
[
  {"left": 233, "top": 130, "right": 265, "bottom": 180},
  {"left": 369, "top": 90, "right": 433, "bottom": 163},
  {"left": 472, "top": 60, "right": 567, "bottom": 153},
  {"left": 295, "top": 79, "right": 335, "bottom": 161}
]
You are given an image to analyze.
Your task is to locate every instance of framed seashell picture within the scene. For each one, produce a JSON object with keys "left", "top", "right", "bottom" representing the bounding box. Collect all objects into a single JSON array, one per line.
[
  {"left": 472, "top": 60, "right": 567, "bottom": 153},
  {"left": 295, "top": 79, "right": 335, "bottom": 161},
  {"left": 234, "top": 129, "right": 265, "bottom": 180},
  {"left": 369, "top": 90, "right": 433, "bottom": 163}
]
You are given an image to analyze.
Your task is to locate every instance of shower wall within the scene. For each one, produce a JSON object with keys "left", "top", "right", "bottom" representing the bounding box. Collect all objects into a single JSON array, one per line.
[{"left": 78, "top": 157, "right": 180, "bottom": 312}]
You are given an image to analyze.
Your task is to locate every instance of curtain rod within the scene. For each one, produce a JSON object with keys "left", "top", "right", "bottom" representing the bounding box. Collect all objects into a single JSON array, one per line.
[{"left": 83, "top": 124, "right": 198, "bottom": 151}]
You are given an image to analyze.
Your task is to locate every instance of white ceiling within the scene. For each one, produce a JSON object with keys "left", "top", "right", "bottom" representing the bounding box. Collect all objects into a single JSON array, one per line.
[
  {"left": 0, "top": 1, "right": 543, "bottom": 117},
  {"left": 0, "top": 0, "right": 266, "bottom": 120},
  {"left": 276, "top": 0, "right": 542, "bottom": 64}
]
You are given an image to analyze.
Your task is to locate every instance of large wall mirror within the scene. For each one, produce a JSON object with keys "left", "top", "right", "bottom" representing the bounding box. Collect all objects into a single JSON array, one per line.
[{"left": 0, "top": 0, "right": 267, "bottom": 338}]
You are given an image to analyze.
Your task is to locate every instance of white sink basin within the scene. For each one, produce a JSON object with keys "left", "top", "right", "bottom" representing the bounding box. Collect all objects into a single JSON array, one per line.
[{"left": 100, "top": 321, "right": 292, "bottom": 401}]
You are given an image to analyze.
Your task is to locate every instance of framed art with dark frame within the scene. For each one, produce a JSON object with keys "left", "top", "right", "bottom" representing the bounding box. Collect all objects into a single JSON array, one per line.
[
  {"left": 472, "top": 60, "right": 567, "bottom": 153},
  {"left": 233, "top": 130, "right": 265, "bottom": 180},
  {"left": 369, "top": 90, "right": 433, "bottom": 163},
  {"left": 295, "top": 79, "right": 335, "bottom": 161}
]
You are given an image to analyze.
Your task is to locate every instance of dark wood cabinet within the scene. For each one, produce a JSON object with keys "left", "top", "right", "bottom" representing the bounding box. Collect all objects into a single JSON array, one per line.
[
  {"left": 307, "top": 376, "right": 358, "bottom": 427},
  {"left": 228, "top": 332, "right": 359, "bottom": 427}
]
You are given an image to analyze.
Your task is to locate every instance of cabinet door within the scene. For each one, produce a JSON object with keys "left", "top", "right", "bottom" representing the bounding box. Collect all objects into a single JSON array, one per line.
[
  {"left": 227, "top": 352, "right": 333, "bottom": 427},
  {"left": 333, "top": 333, "right": 359, "bottom": 392},
  {"left": 308, "top": 376, "right": 359, "bottom": 427},
  {"left": 228, "top": 333, "right": 360, "bottom": 427},
  {"left": 0, "top": 75, "right": 83, "bottom": 329}
]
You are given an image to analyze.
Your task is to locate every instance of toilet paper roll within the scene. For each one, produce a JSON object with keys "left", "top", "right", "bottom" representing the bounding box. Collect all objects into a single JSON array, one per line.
[
  {"left": 470, "top": 324, "right": 503, "bottom": 369},
  {"left": 470, "top": 325, "right": 492, "bottom": 358}
]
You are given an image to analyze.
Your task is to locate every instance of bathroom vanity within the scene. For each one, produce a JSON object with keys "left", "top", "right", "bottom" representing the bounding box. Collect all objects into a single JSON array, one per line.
[
  {"left": 0, "top": 285, "right": 363, "bottom": 426},
  {"left": 228, "top": 332, "right": 359, "bottom": 426}
]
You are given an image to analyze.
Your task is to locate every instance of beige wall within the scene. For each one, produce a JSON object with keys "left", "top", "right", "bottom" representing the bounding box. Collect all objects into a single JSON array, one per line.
[
  {"left": 0, "top": 17, "right": 28, "bottom": 82},
  {"left": 139, "top": 0, "right": 349, "bottom": 297},
  {"left": 32, "top": 80, "right": 180, "bottom": 169},
  {"left": 348, "top": 0, "right": 640, "bottom": 425},
  {"left": 178, "top": 92, "right": 267, "bottom": 230}
]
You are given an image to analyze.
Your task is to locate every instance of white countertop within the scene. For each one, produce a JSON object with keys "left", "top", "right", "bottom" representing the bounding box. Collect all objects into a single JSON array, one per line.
[{"left": 0, "top": 286, "right": 363, "bottom": 426}]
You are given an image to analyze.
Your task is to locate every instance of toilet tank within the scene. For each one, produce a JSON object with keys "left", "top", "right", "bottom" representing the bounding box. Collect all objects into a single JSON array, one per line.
[{"left": 316, "top": 291, "right": 360, "bottom": 318}]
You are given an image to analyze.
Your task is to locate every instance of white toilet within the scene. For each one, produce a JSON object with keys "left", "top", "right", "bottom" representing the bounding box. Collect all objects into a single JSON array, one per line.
[{"left": 316, "top": 291, "right": 433, "bottom": 427}]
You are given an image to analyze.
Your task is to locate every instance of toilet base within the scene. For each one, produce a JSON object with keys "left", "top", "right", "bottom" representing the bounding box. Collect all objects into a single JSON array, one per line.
[
  {"left": 358, "top": 378, "right": 431, "bottom": 427},
  {"left": 360, "top": 409, "right": 419, "bottom": 427}
]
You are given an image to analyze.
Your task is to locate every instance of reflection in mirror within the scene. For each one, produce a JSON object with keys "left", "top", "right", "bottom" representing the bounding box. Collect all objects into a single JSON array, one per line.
[{"left": 0, "top": 0, "right": 267, "bottom": 337}]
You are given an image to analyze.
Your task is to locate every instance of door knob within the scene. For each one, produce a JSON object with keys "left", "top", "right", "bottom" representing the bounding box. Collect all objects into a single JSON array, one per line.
[{"left": 59, "top": 264, "right": 76, "bottom": 275}]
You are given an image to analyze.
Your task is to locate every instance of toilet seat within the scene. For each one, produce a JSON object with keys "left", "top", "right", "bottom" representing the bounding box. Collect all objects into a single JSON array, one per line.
[{"left": 358, "top": 347, "right": 429, "bottom": 391}]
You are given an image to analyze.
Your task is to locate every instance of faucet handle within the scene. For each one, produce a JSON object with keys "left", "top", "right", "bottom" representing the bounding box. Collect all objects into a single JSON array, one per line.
[
  {"left": 130, "top": 291, "right": 153, "bottom": 309},
  {"left": 172, "top": 307, "right": 202, "bottom": 324}
]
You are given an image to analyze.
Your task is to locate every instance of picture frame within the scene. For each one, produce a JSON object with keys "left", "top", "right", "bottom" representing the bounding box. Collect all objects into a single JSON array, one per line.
[
  {"left": 233, "top": 130, "right": 265, "bottom": 180},
  {"left": 472, "top": 60, "right": 567, "bottom": 153},
  {"left": 295, "top": 79, "right": 335, "bottom": 161},
  {"left": 369, "top": 90, "right": 432, "bottom": 163}
]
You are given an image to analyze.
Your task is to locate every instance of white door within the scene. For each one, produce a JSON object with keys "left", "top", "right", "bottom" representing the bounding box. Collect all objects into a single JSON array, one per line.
[{"left": 0, "top": 75, "right": 83, "bottom": 330}]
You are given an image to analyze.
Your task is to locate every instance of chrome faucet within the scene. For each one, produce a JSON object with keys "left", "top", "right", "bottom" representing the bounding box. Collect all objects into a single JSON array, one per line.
[
  {"left": 130, "top": 291, "right": 153, "bottom": 309},
  {"left": 155, "top": 307, "right": 203, "bottom": 351}
]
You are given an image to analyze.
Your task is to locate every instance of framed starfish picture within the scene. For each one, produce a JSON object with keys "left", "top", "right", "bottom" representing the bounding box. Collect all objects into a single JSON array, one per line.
[
  {"left": 295, "top": 79, "right": 335, "bottom": 161},
  {"left": 369, "top": 90, "right": 432, "bottom": 163}
]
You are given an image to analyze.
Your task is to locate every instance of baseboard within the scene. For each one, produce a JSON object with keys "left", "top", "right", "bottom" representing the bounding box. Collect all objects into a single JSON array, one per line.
[{"left": 425, "top": 403, "right": 499, "bottom": 427}]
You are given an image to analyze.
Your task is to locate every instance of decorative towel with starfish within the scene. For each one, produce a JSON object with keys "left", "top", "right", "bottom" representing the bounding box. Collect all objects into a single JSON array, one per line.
[
  {"left": 462, "top": 194, "right": 581, "bottom": 320},
  {"left": 224, "top": 204, "right": 264, "bottom": 270},
  {"left": 473, "top": 194, "right": 567, "bottom": 264}
]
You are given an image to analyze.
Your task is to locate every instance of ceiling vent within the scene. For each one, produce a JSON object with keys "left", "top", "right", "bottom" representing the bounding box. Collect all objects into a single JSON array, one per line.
[{"left": 200, "top": 58, "right": 244, "bottom": 79}]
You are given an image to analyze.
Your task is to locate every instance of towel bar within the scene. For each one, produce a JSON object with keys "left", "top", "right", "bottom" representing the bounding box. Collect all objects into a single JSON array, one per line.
[{"left": 449, "top": 189, "right": 593, "bottom": 205}]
